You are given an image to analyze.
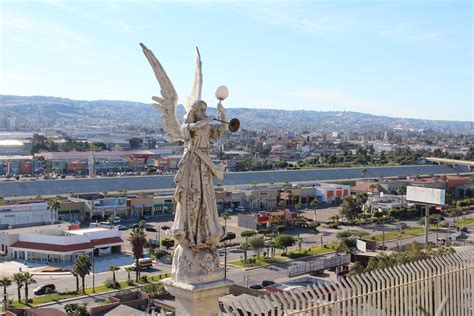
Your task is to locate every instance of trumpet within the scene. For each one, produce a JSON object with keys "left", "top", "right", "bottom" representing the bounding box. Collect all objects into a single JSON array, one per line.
[{"left": 207, "top": 117, "right": 240, "bottom": 132}]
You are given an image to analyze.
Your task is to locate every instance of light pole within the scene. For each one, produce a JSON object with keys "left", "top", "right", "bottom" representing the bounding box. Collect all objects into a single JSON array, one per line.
[{"left": 92, "top": 251, "right": 95, "bottom": 292}]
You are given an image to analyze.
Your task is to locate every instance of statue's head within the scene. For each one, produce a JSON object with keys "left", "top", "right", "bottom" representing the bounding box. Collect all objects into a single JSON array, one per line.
[{"left": 185, "top": 100, "right": 207, "bottom": 123}]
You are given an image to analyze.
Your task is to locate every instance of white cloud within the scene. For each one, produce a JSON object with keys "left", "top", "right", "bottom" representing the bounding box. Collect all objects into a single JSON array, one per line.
[{"left": 1, "top": 14, "right": 90, "bottom": 45}]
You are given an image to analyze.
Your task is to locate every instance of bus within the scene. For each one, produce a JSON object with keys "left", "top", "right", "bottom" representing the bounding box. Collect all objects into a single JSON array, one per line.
[{"left": 137, "top": 258, "right": 153, "bottom": 269}]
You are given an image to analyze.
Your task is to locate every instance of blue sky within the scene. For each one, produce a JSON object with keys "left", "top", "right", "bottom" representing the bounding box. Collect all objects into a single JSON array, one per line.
[{"left": 1, "top": 0, "right": 472, "bottom": 121}]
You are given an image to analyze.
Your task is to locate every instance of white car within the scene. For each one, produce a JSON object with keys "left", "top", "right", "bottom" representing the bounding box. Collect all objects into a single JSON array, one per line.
[
  {"left": 225, "top": 208, "right": 234, "bottom": 213},
  {"left": 236, "top": 206, "right": 245, "bottom": 212}
]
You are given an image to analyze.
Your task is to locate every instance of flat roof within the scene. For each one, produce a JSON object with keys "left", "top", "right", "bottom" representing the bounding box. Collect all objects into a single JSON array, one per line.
[{"left": 66, "top": 227, "right": 110, "bottom": 235}]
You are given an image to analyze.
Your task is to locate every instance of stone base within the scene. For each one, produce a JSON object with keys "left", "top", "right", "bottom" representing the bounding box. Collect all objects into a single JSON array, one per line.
[
  {"left": 163, "top": 278, "right": 233, "bottom": 316},
  {"left": 171, "top": 245, "right": 223, "bottom": 284}
]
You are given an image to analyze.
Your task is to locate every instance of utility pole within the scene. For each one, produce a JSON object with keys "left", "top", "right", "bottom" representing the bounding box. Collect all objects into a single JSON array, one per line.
[
  {"left": 92, "top": 251, "right": 95, "bottom": 292},
  {"left": 424, "top": 205, "right": 429, "bottom": 245}
]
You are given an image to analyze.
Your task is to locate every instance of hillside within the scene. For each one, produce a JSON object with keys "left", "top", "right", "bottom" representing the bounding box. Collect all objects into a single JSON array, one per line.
[{"left": 0, "top": 95, "right": 471, "bottom": 134}]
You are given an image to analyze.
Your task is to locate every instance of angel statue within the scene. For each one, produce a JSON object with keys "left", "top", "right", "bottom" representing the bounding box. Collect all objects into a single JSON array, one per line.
[{"left": 140, "top": 43, "right": 229, "bottom": 284}]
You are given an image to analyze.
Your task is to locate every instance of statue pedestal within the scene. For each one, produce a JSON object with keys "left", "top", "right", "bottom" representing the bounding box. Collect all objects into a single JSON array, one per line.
[{"left": 163, "top": 278, "right": 232, "bottom": 316}]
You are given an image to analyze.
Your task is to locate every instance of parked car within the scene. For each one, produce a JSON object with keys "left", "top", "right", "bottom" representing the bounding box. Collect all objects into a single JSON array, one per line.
[
  {"left": 33, "top": 284, "right": 56, "bottom": 295},
  {"left": 236, "top": 206, "right": 246, "bottom": 212},
  {"left": 376, "top": 245, "right": 388, "bottom": 251},
  {"left": 145, "top": 226, "right": 158, "bottom": 232},
  {"left": 224, "top": 208, "right": 234, "bottom": 213},
  {"left": 115, "top": 225, "right": 128, "bottom": 231},
  {"left": 131, "top": 223, "right": 140, "bottom": 229},
  {"left": 261, "top": 280, "right": 275, "bottom": 287},
  {"left": 249, "top": 284, "right": 263, "bottom": 290},
  {"left": 112, "top": 217, "right": 121, "bottom": 224}
]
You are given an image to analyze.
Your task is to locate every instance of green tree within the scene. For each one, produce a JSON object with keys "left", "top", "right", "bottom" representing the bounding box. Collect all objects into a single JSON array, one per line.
[
  {"left": 274, "top": 234, "right": 295, "bottom": 253},
  {"left": 348, "top": 261, "right": 365, "bottom": 276},
  {"left": 12, "top": 272, "right": 25, "bottom": 303},
  {"left": 125, "top": 266, "right": 134, "bottom": 284},
  {"left": 130, "top": 227, "right": 147, "bottom": 281},
  {"left": 108, "top": 265, "right": 120, "bottom": 287},
  {"left": 248, "top": 235, "right": 265, "bottom": 258},
  {"left": 71, "top": 266, "right": 80, "bottom": 292},
  {"left": 64, "top": 303, "right": 88, "bottom": 316},
  {"left": 47, "top": 197, "right": 60, "bottom": 224},
  {"left": 161, "top": 238, "right": 175, "bottom": 251},
  {"left": 22, "top": 272, "right": 36, "bottom": 305},
  {"left": 240, "top": 241, "right": 250, "bottom": 262},
  {"left": 73, "top": 254, "right": 91, "bottom": 293},
  {"left": 241, "top": 230, "right": 256, "bottom": 241},
  {"left": 221, "top": 211, "right": 230, "bottom": 233},
  {"left": 0, "top": 276, "right": 12, "bottom": 309},
  {"left": 275, "top": 225, "right": 286, "bottom": 234}
]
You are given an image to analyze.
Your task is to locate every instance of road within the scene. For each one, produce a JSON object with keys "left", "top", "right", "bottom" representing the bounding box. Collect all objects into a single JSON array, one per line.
[
  {"left": 0, "top": 164, "right": 467, "bottom": 197},
  {"left": 7, "top": 219, "right": 472, "bottom": 307}
]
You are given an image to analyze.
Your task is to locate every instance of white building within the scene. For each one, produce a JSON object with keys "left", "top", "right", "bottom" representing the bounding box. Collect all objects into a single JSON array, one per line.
[
  {"left": 0, "top": 202, "right": 57, "bottom": 229},
  {"left": 8, "top": 227, "right": 122, "bottom": 264},
  {"left": 314, "top": 183, "right": 351, "bottom": 203}
]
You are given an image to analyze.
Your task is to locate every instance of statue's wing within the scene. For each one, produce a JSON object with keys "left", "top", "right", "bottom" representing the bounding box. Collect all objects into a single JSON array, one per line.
[
  {"left": 184, "top": 47, "right": 202, "bottom": 113},
  {"left": 140, "top": 43, "right": 182, "bottom": 143}
]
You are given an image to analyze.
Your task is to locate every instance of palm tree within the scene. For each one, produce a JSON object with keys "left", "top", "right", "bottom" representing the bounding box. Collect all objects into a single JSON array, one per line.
[
  {"left": 71, "top": 266, "right": 80, "bottom": 292},
  {"left": 0, "top": 276, "right": 12, "bottom": 309},
  {"left": 369, "top": 184, "right": 376, "bottom": 193},
  {"left": 221, "top": 212, "right": 230, "bottom": 234},
  {"left": 375, "top": 184, "right": 383, "bottom": 194},
  {"left": 108, "top": 265, "right": 120, "bottom": 287},
  {"left": 125, "top": 266, "right": 134, "bottom": 284},
  {"left": 13, "top": 272, "right": 25, "bottom": 303},
  {"left": 73, "top": 254, "right": 92, "bottom": 293},
  {"left": 129, "top": 227, "right": 147, "bottom": 281},
  {"left": 47, "top": 197, "right": 60, "bottom": 225},
  {"left": 310, "top": 199, "right": 319, "bottom": 221},
  {"left": 396, "top": 186, "right": 406, "bottom": 207},
  {"left": 22, "top": 272, "right": 36, "bottom": 305}
]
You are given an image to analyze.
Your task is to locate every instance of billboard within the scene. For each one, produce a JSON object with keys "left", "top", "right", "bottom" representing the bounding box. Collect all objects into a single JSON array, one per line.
[{"left": 406, "top": 186, "right": 445, "bottom": 205}]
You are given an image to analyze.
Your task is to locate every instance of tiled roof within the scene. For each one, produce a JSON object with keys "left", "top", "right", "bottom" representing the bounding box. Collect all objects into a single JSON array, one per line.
[
  {"left": 10, "top": 241, "right": 93, "bottom": 252},
  {"left": 91, "top": 236, "right": 123, "bottom": 246}
]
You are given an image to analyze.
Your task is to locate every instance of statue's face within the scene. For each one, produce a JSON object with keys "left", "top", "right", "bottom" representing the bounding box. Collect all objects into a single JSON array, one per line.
[{"left": 194, "top": 107, "right": 205, "bottom": 120}]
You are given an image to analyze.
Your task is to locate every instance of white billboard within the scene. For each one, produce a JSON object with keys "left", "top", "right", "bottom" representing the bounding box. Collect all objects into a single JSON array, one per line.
[{"left": 406, "top": 186, "right": 445, "bottom": 205}]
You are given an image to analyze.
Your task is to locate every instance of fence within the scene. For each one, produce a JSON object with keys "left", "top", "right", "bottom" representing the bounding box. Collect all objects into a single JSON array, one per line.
[{"left": 220, "top": 249, "right": 474, "bottom": 315}]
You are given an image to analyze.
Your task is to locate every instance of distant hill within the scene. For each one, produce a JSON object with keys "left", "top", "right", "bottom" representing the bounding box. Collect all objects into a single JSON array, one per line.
[{"left": 0, "top": 95, "right": 471, "bottom": 134}]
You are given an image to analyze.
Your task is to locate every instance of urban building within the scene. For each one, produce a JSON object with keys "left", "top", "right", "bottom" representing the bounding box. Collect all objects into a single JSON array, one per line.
[
  {"left": 314, "top": 183, "right": 351, "bottom": 203},
  {"left": 4, "top": 227, "right": 122, "bottom": 264},
  {"left": 237, "top": 209, "right": 298, "bottom": 230},
  {"left": 0, "top": 202, "right": 57, "bottom": 229}
]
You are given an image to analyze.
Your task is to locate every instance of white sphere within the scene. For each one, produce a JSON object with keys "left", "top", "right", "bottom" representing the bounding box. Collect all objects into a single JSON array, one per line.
[{"left": 215, "top": 85, "right": 229, "bottom": 100}]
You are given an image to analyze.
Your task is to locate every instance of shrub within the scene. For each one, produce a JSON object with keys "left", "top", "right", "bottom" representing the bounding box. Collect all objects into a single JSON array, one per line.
[
  {"left": 154, "top": 249, "right": 169, "bottom": 259},
  {"left": 59, "top": 290, "right": 79, "bottom": 295},
  {"left": 140, "top": 275, "right": 149, "bottom": 283},
  {"left": 104, "top": 278, "right": 115, "bottom": 288}
]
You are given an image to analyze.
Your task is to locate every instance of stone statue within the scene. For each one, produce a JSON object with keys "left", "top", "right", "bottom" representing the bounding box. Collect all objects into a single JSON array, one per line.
[{"left": 140, "top": 43, "right": 228, "bottom": 285}]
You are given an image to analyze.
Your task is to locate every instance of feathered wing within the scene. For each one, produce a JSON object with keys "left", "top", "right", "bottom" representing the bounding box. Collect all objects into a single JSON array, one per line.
[
  {"left": 184, "top": 47, "right": 202, "bottom": 113},
  {"left": 140, "top": 43, "right": 182, "bottom": 142}
]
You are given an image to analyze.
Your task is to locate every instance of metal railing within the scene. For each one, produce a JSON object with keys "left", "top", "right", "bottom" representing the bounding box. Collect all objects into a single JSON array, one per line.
[{"left": 220, "top": 249, "right": 474, "bottom": 315}]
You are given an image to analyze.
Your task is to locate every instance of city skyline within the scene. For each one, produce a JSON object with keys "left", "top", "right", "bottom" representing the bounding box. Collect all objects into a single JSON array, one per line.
[{"left": 1, "top": 1, "right": 472, "bottom": 121}]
